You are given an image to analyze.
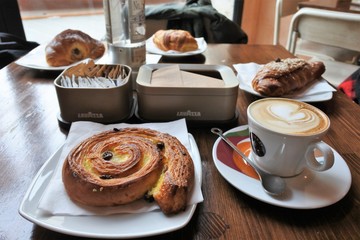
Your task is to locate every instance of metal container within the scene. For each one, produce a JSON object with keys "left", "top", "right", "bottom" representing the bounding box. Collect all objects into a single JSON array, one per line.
[
  {"left": 103, "top": 0, "right": 146, "bottom": 71},
  {"left": 54, "top": 63, "right": 133, "bottom": 124},
  {"left": 136, "top": 64, "right": 239, "bottom": 122}
]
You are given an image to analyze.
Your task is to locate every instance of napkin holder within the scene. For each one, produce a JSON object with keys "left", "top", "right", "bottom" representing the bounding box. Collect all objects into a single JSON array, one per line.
[
  {"left": 54, "top": 63, "right": 134, "bottom": 125},
  {"left": 136, "top": 64, "right": 239, "bottom": 122}
]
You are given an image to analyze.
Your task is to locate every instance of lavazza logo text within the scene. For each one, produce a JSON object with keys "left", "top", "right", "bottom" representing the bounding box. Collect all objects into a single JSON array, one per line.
[
  {"left": 78, "top": 112, "right": 104, "bottom": 119},
  {"left": 176, "top": 110, "right": 201, "bottom": 117}
]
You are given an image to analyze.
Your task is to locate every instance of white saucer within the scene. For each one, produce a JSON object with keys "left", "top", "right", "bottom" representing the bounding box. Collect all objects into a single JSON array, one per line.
[{"left": 212, "top": 125, "right": 352, "bottom": 209}]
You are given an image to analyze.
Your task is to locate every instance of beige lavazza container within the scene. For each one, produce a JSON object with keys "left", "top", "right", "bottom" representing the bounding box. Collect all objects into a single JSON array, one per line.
[
  {"left": 136, "top": 64, "right": 239, "bottom": 122},
  {"left": 54, "top": 63, "right": 133, "bottom": 124}
]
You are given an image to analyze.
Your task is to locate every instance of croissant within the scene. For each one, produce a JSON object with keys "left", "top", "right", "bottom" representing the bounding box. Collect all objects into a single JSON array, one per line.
[
  {"left": 62, "top": 127, "right": 194, "bottom": 215},
  {"left": 45, "top": 29, "right": 105, "bottom": 67},
  {"left": 153, "top": 29, "right": 198, "bottom": 52},
  {"left": 252, "top": 58, "right": 325, "bottom": 96}
]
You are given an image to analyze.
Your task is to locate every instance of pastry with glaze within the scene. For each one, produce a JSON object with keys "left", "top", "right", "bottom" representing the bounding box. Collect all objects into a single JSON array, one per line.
[
  {"left": 62, "top": 127, "right": 194, "bottom": 215},
  {"left": 45, "top": 29, "right": 105, "bottom": 67},
  {"left": 252, "top": 58, "right": 325, "bottom": 96}
]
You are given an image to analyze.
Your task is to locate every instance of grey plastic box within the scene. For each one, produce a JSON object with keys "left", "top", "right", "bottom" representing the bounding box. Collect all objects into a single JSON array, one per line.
[
  {"left": 54, "top": 64, "right": 133, "bottom": 124},
  {"left": 136, "top": 64, "right": 239, "bottom": 122}
]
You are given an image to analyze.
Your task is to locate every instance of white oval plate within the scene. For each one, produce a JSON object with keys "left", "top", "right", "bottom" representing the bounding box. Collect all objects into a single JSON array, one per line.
[{"left": 212, "top": 125, "right": 352, "bottom": 209}]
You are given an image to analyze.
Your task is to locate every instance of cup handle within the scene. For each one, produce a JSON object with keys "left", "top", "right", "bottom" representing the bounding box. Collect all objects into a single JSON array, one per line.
[{"left": 305, "top": 141, "right": 334, "bottom": 172}]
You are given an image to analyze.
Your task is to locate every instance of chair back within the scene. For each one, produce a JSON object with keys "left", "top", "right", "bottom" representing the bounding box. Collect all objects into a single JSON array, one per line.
[
  {"left": 273, "top": 0, "right": 306, "bottom": 45},
  {"left": 287, "top": 8, "right": 360, "bottom": 54},
  {"left": 286, "top": 7, "right": 360, "bottom": 87}
]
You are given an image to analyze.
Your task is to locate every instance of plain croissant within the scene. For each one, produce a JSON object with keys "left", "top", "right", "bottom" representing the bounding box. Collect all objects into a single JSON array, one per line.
[{"left": 153, "top": 29, "right": 198, "bottom": 52}]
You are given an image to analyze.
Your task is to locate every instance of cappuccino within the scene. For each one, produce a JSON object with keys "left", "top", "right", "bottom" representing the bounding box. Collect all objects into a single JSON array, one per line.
[{"left": 248, "top": 98, "right": 329, "bottom": 135}]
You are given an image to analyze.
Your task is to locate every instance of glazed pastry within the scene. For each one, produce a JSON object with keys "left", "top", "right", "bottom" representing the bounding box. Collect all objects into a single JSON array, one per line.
[
  {"left": 153, "top": 29, "right": 198, "bottom": 52},
  {"left": 62, "top": 128, "right": 194, "bottom": 215},
  {"left": 45, "top": 29, "right": 105, "bottom": 67},
  {"left": 251, "top": 58, "right": 325, "bottom": 96}
]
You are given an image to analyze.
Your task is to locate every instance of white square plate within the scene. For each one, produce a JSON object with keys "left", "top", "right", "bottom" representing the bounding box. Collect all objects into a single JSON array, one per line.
[{"left": 19, "top": 134, "right": 202, "bottom": 239}]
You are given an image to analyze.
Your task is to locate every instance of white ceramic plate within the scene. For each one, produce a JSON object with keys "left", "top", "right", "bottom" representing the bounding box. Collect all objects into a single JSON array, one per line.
[
  {"left": 212, "top": 125, "right": 352, "bottom": 209},
  {"left": 239, "top": 78, "right": 334, "bottom": 102},
  {"left": 146, "top": 36, "right": 207, "bottom": 57},
  {"left": 15, "top": 44, "right": 72, "bottom": 70},
  {"left": 19, "top": 134, "right": 201, "bottom": 239},
  {"left": 15, "top": 44, "right": 104, "bottom": 71}
]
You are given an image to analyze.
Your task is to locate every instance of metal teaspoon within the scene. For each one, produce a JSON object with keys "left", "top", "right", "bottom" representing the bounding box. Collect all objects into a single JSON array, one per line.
[{"left": 211, "top": 128, "right": 286, "bottom": 196}]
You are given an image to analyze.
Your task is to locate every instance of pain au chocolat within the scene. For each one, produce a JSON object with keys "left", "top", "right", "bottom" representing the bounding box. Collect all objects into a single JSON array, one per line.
[
  {"left": 45, "top": 29, "right": 105, "bottom": 67},
  {"left": 62, "top": 127, "right": 194, "bottom": 215},
  {"left": 251, "top": 58, "right": 325, "bottom": 96},
  {"left": 153, "top": 29, "right": 198, "bottom": 52}
]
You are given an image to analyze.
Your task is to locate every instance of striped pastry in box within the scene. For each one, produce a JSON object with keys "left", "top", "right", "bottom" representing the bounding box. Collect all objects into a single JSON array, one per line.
[{"left": 54, "top": 60, "right": 133, "bottom": 124}]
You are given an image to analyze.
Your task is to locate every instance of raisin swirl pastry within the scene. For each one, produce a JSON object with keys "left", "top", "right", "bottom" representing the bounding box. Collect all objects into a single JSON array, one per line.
[
  {"left": 252, "top": 58, "right": 325, "bottom": 96},
  {"left": 62, "top": 128, "right": 194, "bottom": 215},
  {"left": 45, "top": 29, "right": 105, "bottom": 67}
]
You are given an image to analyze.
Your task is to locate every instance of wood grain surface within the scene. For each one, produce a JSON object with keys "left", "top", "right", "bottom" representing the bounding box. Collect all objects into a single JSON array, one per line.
[{"left": 0, "top": 44, "right": 359, "bottom": 240}]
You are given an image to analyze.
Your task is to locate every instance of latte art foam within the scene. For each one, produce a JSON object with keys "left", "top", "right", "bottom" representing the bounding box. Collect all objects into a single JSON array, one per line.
[{"left": 249, "top": 99, "right": 329, "bottom": 135}]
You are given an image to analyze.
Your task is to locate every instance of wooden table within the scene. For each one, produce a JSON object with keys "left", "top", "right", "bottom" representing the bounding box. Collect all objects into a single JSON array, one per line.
[
  {"left": 298, "top": 0, "right": 360, "bottom": 13},
  {"left": 1, "top": 44, "right": 359, "bottom": 240}
]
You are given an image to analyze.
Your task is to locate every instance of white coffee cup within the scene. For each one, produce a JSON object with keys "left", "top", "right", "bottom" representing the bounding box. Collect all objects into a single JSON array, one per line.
[{"left": 247, "top": 98, "right": 334, "bottom": 177}]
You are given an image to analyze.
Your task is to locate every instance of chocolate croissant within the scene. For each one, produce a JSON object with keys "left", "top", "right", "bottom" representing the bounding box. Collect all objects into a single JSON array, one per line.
[
  {"left": 45, "top": 29, "right": 105, "bottom": 67},
  {"left": 153, "top": 29, "right": 198, "bottom": 52},
  {"left": 62, "top": 128, "right": 194, "bottom": 215},
  {"left": 251, "top": 58, "right": 325, "bottom": 96}
]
